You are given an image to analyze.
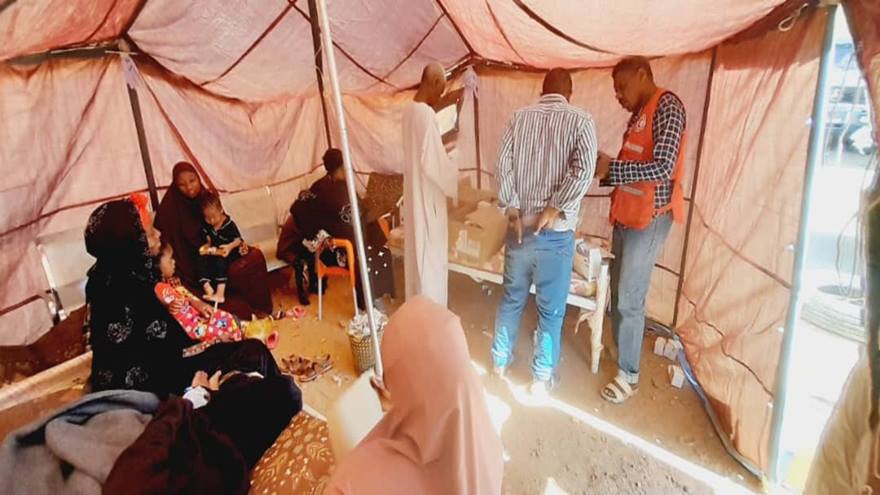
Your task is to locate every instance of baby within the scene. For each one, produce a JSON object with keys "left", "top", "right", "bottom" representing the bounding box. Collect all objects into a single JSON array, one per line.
[
  {"left": 198, "top": 193, "right": 245, "bottom": 303},
  {"left": 156, "top": 242, "right": 242, "bottom": 346}
]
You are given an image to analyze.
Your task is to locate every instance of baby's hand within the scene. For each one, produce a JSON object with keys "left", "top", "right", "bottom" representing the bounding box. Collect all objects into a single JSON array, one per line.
[
  {"left": 239, "top": 244, "right": 249, "bottom": 256},
  {"left": 170, "top": 299, "right": 185, "bottom": 314},
  {"left": 197, "top": 302, "right": 213, "bottom": 319},
  {"left": 217, "top": 245, "right": 232, "bottom": 258}
]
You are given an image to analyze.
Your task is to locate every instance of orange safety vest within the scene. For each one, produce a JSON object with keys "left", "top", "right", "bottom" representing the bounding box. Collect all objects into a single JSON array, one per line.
[{"left": 609, "top": 88, "right": 686, "bottom": 230}]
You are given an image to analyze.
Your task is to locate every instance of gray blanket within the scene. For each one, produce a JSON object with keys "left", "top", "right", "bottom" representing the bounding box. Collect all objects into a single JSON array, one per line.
[{"left": 0, "top": 389, "right": 160, "bottom": 495}]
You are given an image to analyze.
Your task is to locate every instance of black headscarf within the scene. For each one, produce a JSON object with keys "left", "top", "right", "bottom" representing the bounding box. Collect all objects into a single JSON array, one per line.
[{"left": 86, "top": 199, "right": 194, "bottom": 396}]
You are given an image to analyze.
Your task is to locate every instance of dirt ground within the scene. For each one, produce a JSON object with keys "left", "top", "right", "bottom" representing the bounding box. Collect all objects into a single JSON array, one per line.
[
  {"left": 0, "top": 264, "right": 761, "bottom": 494},
  {"left": 268, "top": 263, "right": 761, "bottom": 495}
]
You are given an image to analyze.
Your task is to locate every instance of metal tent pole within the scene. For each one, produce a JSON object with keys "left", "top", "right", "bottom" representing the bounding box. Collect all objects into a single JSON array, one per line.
[
  {"left": 671, "top": 46, "right": 717, "bottom": 328},
  {"left": 767, "top": 5, "right": 836, "bottom": 483},
  {"left": 307, "top": 0, "right": 334, "bottom": 147},
  {"left": 119, "top": 39, "right": 160, "bottom": 211},
  {"left": 474, "top": 89, "right": 483, "bottom": 189},
  {"left": 315, "top": 0, "right": 383, "bottom": 379}
]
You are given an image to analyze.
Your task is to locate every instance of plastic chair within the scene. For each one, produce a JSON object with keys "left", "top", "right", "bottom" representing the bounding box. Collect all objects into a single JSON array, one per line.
[
  {"left": 376, "top": 214, "right": 391, "bottom": 238},
  {"left": 317, "top": 238, "right": 358, "bottom": 320}
]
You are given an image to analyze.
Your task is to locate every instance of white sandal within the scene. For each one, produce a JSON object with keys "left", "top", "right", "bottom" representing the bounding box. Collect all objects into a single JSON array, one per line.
[{"left": 601, "top": 375, "right": 638, "bottom": 404}]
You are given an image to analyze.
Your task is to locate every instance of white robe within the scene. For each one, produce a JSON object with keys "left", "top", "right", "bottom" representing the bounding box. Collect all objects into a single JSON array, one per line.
[{"left": 401, "top": 101, "right": 458, "bottom": 307}]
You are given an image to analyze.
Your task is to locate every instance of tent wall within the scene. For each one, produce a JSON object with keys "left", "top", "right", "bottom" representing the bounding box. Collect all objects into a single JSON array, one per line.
[
  {"left": 0, "top": 57, "right": 146, "bottom": 345},
  {"left": 675, "top": 11, "right": 827, "bottom": 470}
]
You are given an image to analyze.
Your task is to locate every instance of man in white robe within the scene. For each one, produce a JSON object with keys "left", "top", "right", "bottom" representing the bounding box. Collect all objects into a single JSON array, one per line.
[{"left": 401, "top": 63, "right": 459, "bottom": 306}]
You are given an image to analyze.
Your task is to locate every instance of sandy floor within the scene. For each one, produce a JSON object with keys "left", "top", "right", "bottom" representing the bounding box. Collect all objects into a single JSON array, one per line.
[
  {"left": 269, "top": 264, "right": 760, "bottom": 495},
  {"left": 0, "top": 266, "right": 761, "bottom": 494}
]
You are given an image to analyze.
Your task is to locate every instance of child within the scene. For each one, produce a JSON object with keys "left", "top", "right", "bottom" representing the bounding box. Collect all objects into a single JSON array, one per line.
[
  {"left": 198, "top": 193, "right": 244, "bottom": 303},
  {"left": 155, "top": 242, "right": 242, "bottom": 345}
]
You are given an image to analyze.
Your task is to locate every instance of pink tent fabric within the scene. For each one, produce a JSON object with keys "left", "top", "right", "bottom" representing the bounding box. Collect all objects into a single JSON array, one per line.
[
  {"left": 675, "top": 12, "right": 827, "bottom": 468},
  {"left": 1, "top": 0, "right": 877, "bottom": 473}
]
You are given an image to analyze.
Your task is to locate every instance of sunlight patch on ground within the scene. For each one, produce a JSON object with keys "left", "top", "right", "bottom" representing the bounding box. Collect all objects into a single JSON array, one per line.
[
  {"left": 474, "top": 361, "right": 753, "bottom": 495},
  {"left": 543, "top": 477, "right": 569, "bottom": 495}
]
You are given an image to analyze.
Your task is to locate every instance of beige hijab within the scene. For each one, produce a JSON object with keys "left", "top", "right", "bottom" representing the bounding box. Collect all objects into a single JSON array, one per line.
[{"left": 325, "top": 296, "right": 504, "bottom": 494}]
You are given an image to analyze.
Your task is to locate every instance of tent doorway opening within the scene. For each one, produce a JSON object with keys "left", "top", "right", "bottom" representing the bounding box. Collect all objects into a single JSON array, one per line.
[{"left": 776, "top": 9, "right": 877, "bottom": 491}]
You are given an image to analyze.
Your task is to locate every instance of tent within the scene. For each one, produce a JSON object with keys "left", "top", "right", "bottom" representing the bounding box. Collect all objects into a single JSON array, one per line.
[{"left": 1, "top": 0, "right": 879, "bottom": 482}]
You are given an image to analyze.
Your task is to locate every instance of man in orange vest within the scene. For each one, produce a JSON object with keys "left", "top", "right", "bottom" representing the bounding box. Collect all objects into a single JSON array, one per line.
[{"left": 595, "top": 56, "right": 687, "bottom": 404}]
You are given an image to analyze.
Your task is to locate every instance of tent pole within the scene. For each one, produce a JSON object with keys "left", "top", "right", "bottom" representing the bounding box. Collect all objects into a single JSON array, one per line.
[
  {"left": 315, "top": 0, "right": 383, "bottom": 379},
  {"left": 119, "top": 40, "right": 159, "bottom": 211},
  {"left": 767, "top": 5, "right": 836, "bottom": 484},
  {"left": 307, "top": 0, "right": 334, "bottom": 147},
  {"left": 474, "top": 87, "right": 483, "bottom": 189},
  {"left": 671, "top": 46, "right": 718, "bottom": 328}
]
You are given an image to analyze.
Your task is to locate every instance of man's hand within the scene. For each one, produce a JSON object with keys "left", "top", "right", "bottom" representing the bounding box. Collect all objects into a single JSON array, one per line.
[
  {"left": 370, "top": 375, "right": 393, "bottom": 413},
  {"left": 595, "top": 152, "right": 612, "bottom": 180},
  {"left": 507, "top": 208, "right": 523, "bottom": 244},
  {"left": 535, "top": 206, "right": 560, "bottom": 235}
]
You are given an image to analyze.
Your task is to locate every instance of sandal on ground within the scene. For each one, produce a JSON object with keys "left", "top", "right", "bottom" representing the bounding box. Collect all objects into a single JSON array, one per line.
[
  {"left": 274, "top": 306, "right": 307, "bottom": 320},
  {"left": 294, "top": 356, "right": 334, "bottom": 383},
  {"left": 296, "top": 361, "right": 328, "bottom": 383},
  {"left": 601, "top": 375, "right": 638, "bottom": 404},
  {"left": 281, "top": 355, "right": 311, "bottom": 376},
  {"left": 282, "top": 354, "right": 332, "bottom": 377}
]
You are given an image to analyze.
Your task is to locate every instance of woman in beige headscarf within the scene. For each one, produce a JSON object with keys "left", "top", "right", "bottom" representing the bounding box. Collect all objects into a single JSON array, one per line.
[{"left": 325, "top": 296, "right": 504, "bottom": 494}]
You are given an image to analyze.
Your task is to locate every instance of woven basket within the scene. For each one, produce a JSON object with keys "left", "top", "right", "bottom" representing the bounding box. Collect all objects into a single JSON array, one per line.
[{"left": 348, "top": 328, "right": 384, "bottom": 373}]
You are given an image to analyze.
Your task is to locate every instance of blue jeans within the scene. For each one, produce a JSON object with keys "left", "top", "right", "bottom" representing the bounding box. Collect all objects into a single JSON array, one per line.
[
  {"left": 611, "top": 213, "right": 673, "bottom": 384},
  {"left": 491, "top": 229, "right": 575, "bottom": 381}
]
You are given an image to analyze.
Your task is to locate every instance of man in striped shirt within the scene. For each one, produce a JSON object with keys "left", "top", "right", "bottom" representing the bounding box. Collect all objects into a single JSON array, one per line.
[{"left": 491, "top": 68, "right": 597, "bottom": 396}]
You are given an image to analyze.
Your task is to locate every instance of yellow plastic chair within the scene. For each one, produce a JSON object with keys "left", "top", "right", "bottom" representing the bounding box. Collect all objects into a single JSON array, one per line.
[{"left": 317, "top": 238, "right": 358, "bottom": 320}]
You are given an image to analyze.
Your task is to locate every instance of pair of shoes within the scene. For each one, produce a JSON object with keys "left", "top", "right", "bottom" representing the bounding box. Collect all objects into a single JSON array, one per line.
[{"left": 529, "top": 375, "right": 558, "bottom": 397}]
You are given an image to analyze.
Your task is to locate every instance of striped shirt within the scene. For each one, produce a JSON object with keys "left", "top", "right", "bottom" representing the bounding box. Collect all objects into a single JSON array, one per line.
[
  {"left": 607, "top": 92, "right": 686, "bottom": 209},
  {"left": 496, "top": 94, "right": 597, "bottom": 231}
]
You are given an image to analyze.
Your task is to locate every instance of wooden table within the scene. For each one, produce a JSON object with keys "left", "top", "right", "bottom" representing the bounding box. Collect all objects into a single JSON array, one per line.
[{"left": 389, "top": 243, "right": 610, "bottom": 373}]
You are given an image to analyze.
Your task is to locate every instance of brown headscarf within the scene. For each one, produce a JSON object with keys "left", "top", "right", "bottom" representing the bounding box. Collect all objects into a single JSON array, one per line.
[
  {"left": 325, "top": 297, "right": 504, "bottom": 495},
  {"left": 154, "top": 162, "right": 209, "bottom": 287}
]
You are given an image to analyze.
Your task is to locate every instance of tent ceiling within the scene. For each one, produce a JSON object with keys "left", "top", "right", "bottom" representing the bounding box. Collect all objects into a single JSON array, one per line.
[{"left": 1, "top": 0, "right": 790, "bottom": 101}]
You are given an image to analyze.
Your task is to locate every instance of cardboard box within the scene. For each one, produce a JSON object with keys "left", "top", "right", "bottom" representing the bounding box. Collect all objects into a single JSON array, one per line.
[
  {"left": 449, "top": 203, "right": 507, "bottom": 264},
  {"left": 456, "top": 178, "right": 496, "bottom": 205}
]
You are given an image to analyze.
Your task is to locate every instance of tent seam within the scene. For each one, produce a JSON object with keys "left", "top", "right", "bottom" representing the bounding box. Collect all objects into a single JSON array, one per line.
[
  {"left": 83, "top": 0, "right": 120, "bottom": 44},
  {"left": 511, "top": 0, "right": 618, "bottom": 55},
  {"left": 200, "top": 2, "right": 294, "bottom": 87},
  {"left": 379, "top": 13, "right": 446, "bottom": 82},
  {"left": 432, "top": 0, "right": 476, "bottom": 56},
  {"left": 292, "top": 4, "right": 400, "bottom": 90},
  {"left": 680, "top": 295, "right": 775, "bottom": 396}
]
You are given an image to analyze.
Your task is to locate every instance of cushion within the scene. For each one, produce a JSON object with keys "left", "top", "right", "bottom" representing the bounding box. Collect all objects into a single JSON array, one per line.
[{"left": 249, "top": 411, "right": 335, "bottom": 495}]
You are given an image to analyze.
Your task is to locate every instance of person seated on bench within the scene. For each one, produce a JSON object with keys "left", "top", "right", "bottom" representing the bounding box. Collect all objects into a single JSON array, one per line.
[
  {"left": 154, "top": 161, "right": 272, "bottom": 317},
  {"left": 85, "top": 198, "right": 282, "bottom": 397},
  {"left": 325, "top": 297, "right": 503, "bottom": 494},
  {"left": 288, "top": 148, "right": 394, "bottom": 308}
]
